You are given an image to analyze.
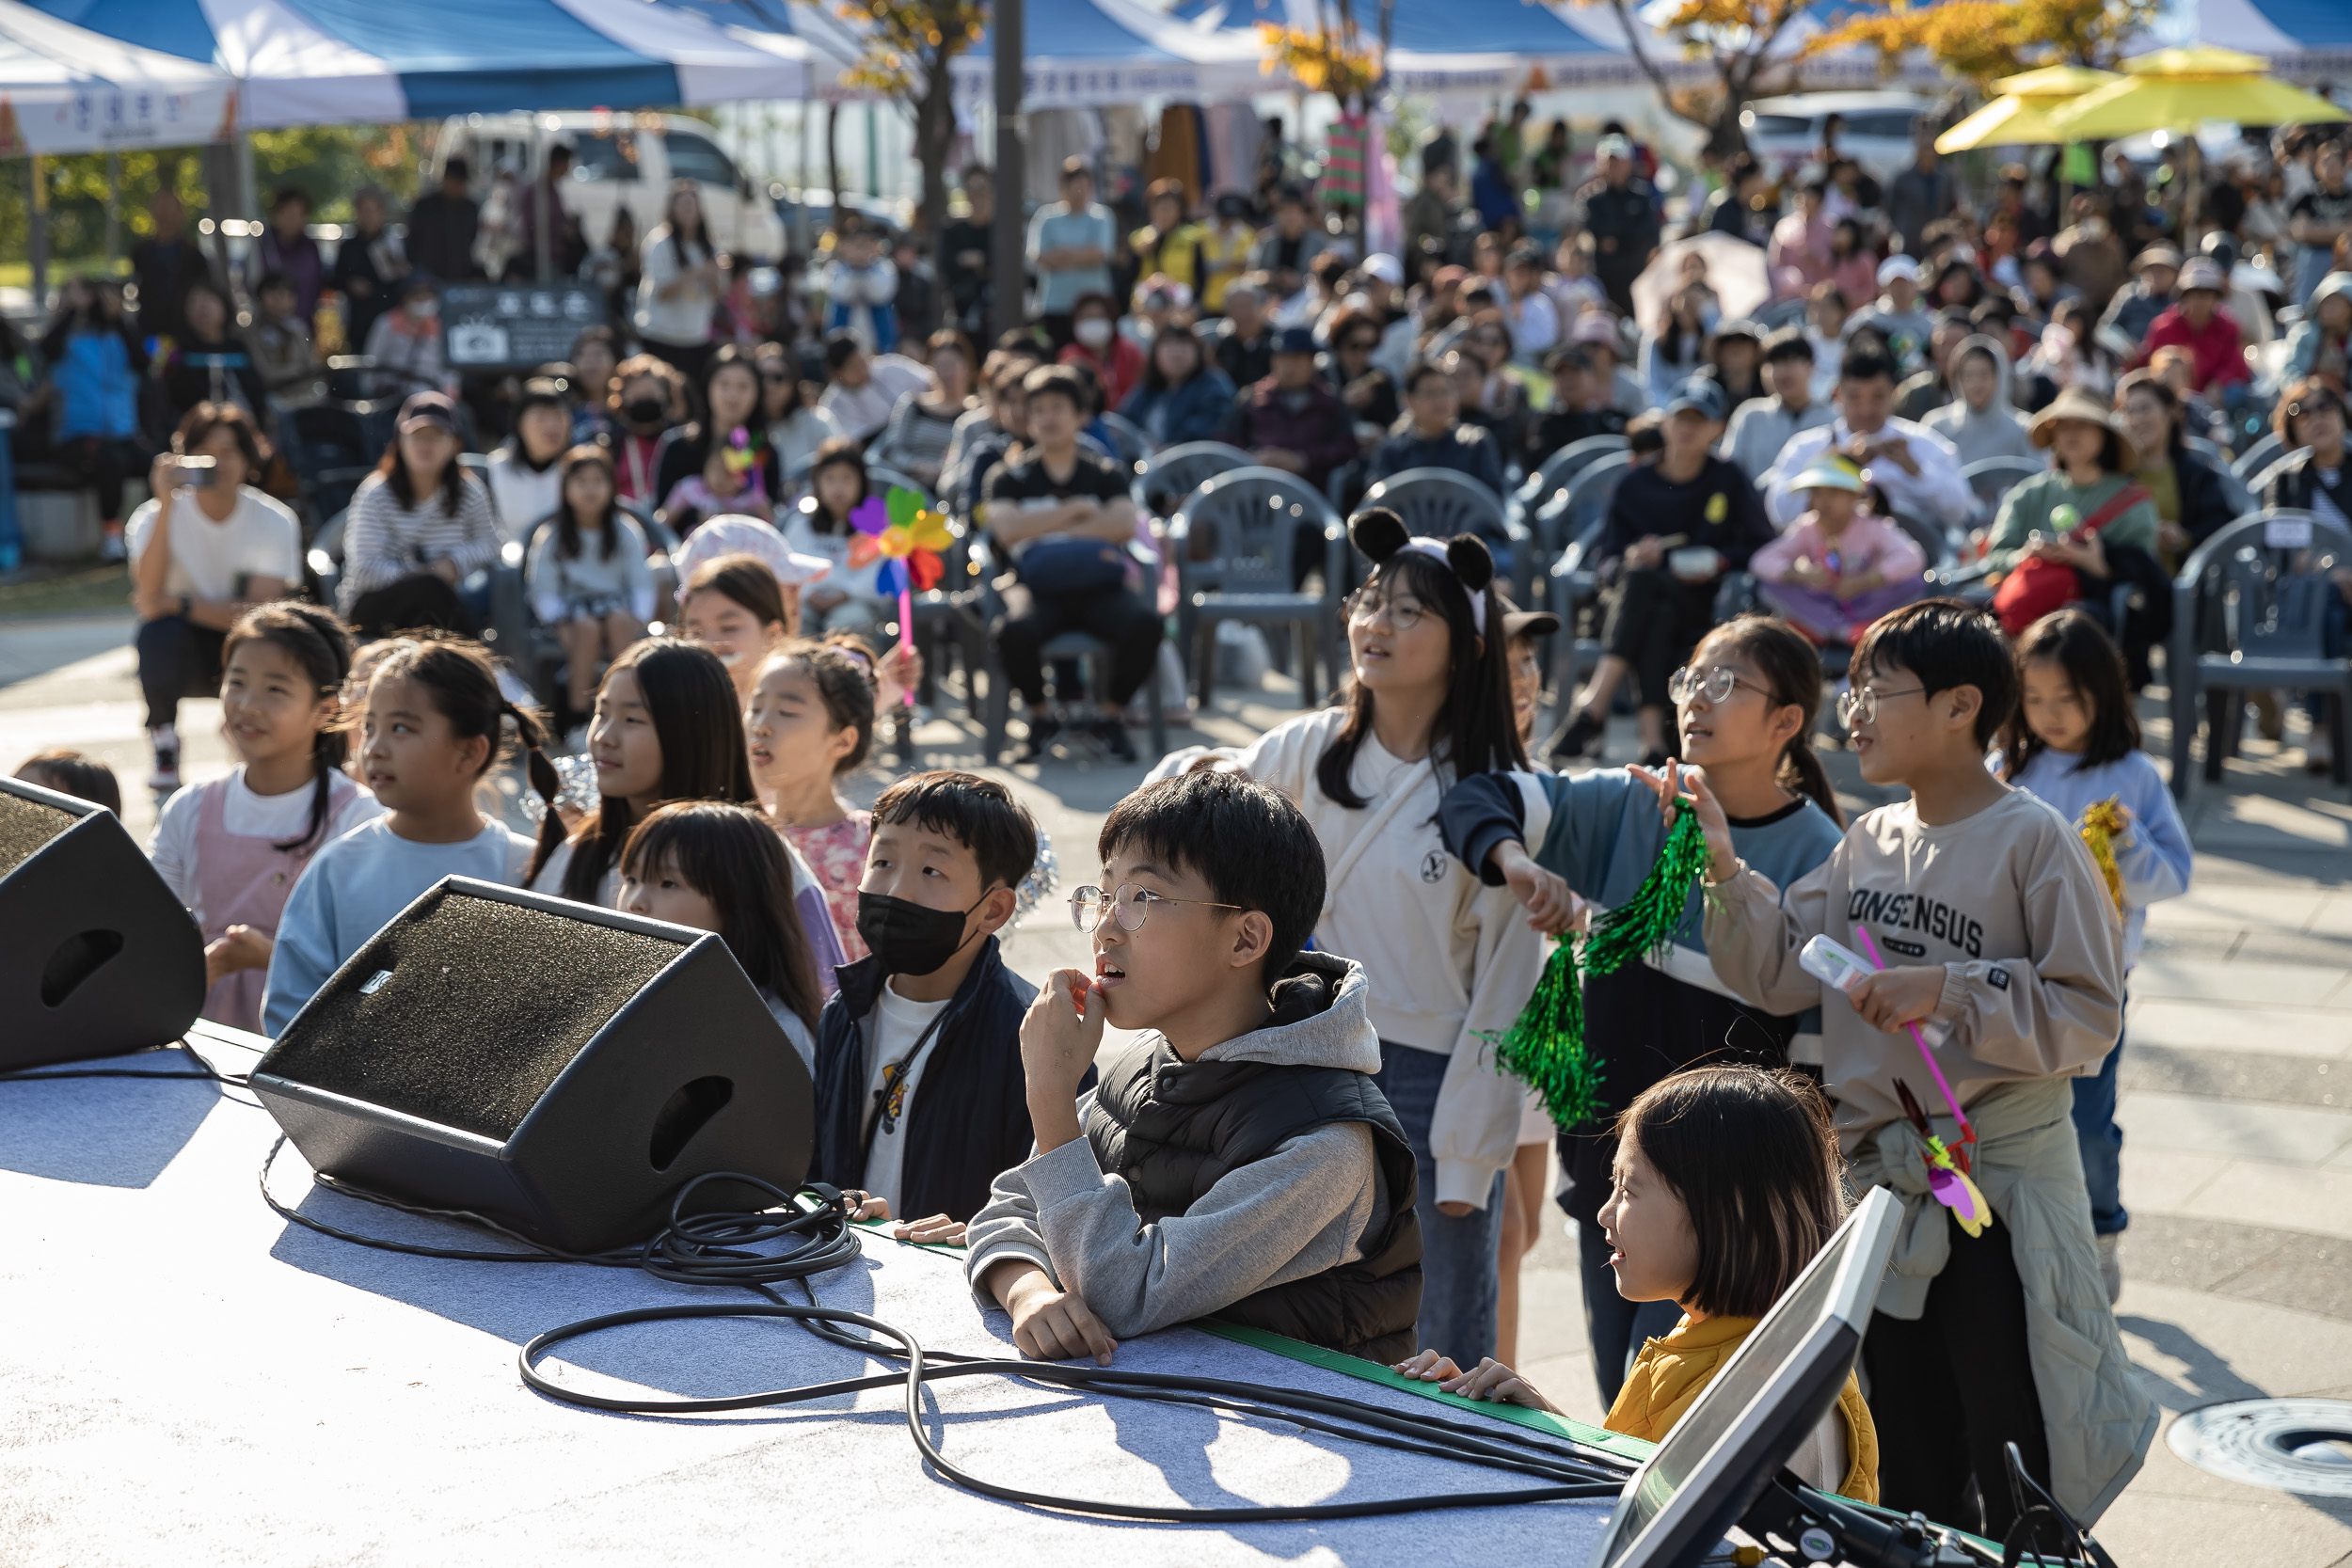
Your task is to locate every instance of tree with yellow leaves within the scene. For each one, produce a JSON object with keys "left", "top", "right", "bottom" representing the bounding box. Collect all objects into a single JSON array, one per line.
[
  {"left": 803, "top": 0, "right": 986, "bottom": 240},
  {"left": 1258, "top": 0, "right": 1383, "bottom": 112},
  {"left": 1571, "top": 0, "right": 1819, "bottom": 161},
  {"left": 1814, "top": 0, "right": 2162, "bottom": 88}
]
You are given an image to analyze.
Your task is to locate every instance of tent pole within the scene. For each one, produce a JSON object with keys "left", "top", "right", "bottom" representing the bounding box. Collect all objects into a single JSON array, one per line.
[
  {"left": 534, "top": 117, "right": 553, "bottom": 284},
  {"left": 797, "top": 94, "right": 813, "bottom": 254},
  {"left": 991, "top": 0, "right": 1025, "bottom": 341},
  {"left": 206, "top": 141, "right": 234, "bottom": 283},
  {"left": 105, "top": 150, "right": 121, "bottom": 266},
  {"left": 28, "top": 156, "right": 49, "bottom": 314}
]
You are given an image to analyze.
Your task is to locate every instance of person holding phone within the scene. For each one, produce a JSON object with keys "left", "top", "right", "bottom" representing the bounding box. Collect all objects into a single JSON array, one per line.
[{"left": 126, "top": 403, "right": 303, "bottom": 792}]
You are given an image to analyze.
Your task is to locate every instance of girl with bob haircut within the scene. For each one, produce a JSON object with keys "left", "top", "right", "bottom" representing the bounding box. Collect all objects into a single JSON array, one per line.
[
  {"left": 1434, "top": 613, "right": 1846, "bottom": 1405},
  {"left": 1145, "top": 508, "right": 1543, "bottom": 1370},
  {"left": 1398, "top": 1064, "right": 1878, "bottom": 1502},
  {"left": 525, "top": 444, "right": 654, "bottom": 718},
  {"left": 679, "top": 552, "right": 798, "bottom": 705},
  {"left": 620, "top": 800, "right": 825, "bottom": 1067}
]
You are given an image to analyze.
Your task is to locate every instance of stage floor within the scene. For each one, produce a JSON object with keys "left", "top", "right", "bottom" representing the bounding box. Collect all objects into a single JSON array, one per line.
[{"left": 0, "top": 1048, "right": 1644, "bottom": 1566}]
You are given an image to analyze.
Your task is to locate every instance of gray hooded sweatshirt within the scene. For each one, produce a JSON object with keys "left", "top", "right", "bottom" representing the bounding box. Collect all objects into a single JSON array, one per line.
[
  {"left": 963, "top": 958, "right": 1389, "bottom": 1341},
  {"left": 1922, "top": 333, "right": 2037, "bottom": 468}
]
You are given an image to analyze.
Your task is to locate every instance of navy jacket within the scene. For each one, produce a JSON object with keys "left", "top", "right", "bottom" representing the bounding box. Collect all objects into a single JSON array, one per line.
[{"left": 813, "top": 937, "right": 1088, "bottom": 1223}]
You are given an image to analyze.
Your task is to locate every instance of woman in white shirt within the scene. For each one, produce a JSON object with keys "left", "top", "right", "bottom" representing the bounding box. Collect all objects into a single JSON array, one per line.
[
  {"left": 634, "top": 181, "right": 724, "bottom": 380},
  {"left": 126, "top": 402, "right": 304, "bottom": 791},
  {"left": 483, "top": 377, "right": 573, "bottom": 544}
]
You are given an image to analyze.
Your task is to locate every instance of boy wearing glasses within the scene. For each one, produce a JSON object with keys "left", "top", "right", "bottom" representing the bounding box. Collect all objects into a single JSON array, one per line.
[
  {"left": 962, "top": 768, "right": 1423, "bottom": 1368},
  {"left": 1684, "top": 599, "right": 2140, "bottom": 1536}
]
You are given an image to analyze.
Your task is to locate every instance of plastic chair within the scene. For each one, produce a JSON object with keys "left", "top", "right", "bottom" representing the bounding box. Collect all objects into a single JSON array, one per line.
[
  {"left": 2167, "top": 509, "right": 2352, "bottom": 800},
  {"left": 971, "top": 538, "right": 1168, "bottom": 766},
  {"left": 1098, "top": 411, "right": 1158, "bottom": 471},
  {"left": 2246, "top": 447, "right": 2314, "bottom": 502},
  {"left": 1513, "top": 436, "right": 1629, "bottom": 572},
  {"left": 1962, "top": 455, "right": 2044, "bottom": 522},
  {"left": 1131, "top": 441, "right": 1253, "bottom": 521},
  {"left": 1168, "top": 467, "right": 1346, "bottom": 707},
  {"left": 1544, "top": 463, "right": 1631, "bottom": 705},
  {"left": 278, "top": 403, "right": 380, "bottom": 528},
  {"left": 2230, "top": 432, "right": 2286, "bottom": 483},
  {"left": 1355, "top": 467, "right": 1524, "bottom": 600}
]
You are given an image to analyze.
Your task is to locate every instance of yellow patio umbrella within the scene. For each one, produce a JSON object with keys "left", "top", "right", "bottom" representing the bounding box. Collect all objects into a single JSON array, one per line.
[
  {"left": 2045, "top": 44, "right": 2349, "bottom": 139},
  {"left": 1936, "top": 64, "right": 2119, "bottom": 153}
]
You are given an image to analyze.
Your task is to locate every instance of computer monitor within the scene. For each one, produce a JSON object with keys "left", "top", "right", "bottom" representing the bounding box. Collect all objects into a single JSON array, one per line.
[{"left": 1583, "top": 1183, "right": 1903, "bottom": 1568}]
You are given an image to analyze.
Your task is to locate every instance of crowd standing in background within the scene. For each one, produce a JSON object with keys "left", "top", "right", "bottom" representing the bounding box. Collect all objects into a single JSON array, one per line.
[{"left": 25, "top": 98, "right": 2352, "bottom": 1542}]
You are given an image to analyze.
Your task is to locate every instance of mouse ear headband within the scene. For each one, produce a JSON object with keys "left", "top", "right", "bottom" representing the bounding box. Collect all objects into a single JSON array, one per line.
[{"left": 1348, "top": 509, "right": 1495, "bottom": 636}]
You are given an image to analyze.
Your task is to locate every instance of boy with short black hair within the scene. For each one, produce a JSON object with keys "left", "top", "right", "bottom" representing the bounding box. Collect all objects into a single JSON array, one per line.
[
  {"left": 813, "top": 769, "right": 1048, "bottom": 1227},
  {"left": 963, "top": 769, "right": 1422, "bottom": 1367},
  {"left": 1685, "top": 598, "right": 2149, "bottom": 1537}
]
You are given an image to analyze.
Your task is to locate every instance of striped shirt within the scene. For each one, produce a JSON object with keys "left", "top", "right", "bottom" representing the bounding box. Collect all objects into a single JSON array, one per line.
[{"left": 338, "top": 470, "right": 501, "bottom": 610}]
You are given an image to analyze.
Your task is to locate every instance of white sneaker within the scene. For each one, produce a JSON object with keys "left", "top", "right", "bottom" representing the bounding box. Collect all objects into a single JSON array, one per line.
[
  {"left": 2096, "top": 1232, "right": 2122, "bottom": 1306},
  {"left": 146, "top": 724, "right": 182, "bottom": 793}
]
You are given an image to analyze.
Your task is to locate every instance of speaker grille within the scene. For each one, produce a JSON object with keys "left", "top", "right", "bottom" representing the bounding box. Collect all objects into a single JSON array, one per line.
[
  {"left": 264, "top": 888, "right": 687, "bottom": 1140},
  {"left": 0, "top": 791, "right": 75, "bottom": 879}
]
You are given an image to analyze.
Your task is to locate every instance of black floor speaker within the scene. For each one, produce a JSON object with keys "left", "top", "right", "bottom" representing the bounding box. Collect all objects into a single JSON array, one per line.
[
  {"left": 249, "top": 877, "right": 815, "bottom": 1254},
  {"left": 0, "top": 776, "right": 205, "bottom": 1070}
]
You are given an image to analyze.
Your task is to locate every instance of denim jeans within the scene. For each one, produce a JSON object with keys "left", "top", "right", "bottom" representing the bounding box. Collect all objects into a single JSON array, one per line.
[
  {"left": 2071, "top": 997, "right": 2128, "bottom": 1237},
  {"left": 1580, "top": 1220, "right": 1684, "bottom": 1408},
  {"left": 1373, "top": 1040, "right": 1507, "bottom": 1366}
]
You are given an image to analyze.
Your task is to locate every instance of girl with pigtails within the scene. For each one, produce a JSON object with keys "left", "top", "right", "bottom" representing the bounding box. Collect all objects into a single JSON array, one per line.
[
  {"left": 1432, "top": 613, "right": 1846, "bottom": 1407},
  {"left": 1145, "top": 510, "right": 1544, "bottom": 1369}
]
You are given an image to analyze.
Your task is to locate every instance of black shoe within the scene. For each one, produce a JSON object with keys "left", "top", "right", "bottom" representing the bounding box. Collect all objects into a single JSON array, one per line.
[
  {"left": 1093, "top": 717, "right": 1137, "bottom": 763},
  {"left": 1545, "top": 708, "right": 1604, "bottom": 764},
  {"left": 1017, "top": 713, "right": 1063, "bottom": 762}
]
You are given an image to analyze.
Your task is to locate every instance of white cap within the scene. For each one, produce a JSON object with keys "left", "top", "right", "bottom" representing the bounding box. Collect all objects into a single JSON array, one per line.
[
  {"left": 1359, "top": 252, "right": 1404, "bottom": 286},
  {"left": 1877, "top": 254, "right": 1921, "bottom": 286},
  {"left": 671, "top": 515, "right": 834, "bottom": 592}
]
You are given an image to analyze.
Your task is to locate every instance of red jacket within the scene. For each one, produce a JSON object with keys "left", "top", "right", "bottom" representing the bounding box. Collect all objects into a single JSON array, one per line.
[
  {"left": 1058, "top": 335, "right": 1146, "bottom": 411},
  {"left": 2134, "top": 304, "right": 2249, "bottom": 392}
]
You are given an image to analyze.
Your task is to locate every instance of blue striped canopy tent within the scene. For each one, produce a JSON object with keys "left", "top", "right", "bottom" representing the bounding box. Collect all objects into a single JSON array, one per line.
[
  {"left": 948, "top": 0, "right": 1267, "bottom": 109},
  {"left": 21, "top": 0, "right": 819, "bottom": 126},
  {"left": 2197, "top": 0, "right": 2352, "bottom": 84},
  {"left": 1168, "top": 0, "right": 1665, "bottom": 93},
  {"left": 0, "top": 0, "right": 234, "bottom": 153}
]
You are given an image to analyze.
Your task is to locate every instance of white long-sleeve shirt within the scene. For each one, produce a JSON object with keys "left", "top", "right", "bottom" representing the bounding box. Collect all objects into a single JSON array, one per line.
[
  {"left": 1761, "top": 415, "right": 1974, "bottom": 531},
  {"left": 1147, "top": 707, "right": 1544, "bottom": 1208}
]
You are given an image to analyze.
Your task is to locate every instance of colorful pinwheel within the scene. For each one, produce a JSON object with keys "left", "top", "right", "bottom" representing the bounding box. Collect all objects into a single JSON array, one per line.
[{"left": 847, "top": 486, "right": 952, "bottom": 597}]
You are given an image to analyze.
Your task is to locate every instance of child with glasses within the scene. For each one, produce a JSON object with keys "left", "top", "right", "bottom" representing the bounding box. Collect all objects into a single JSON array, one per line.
[
  {"left": 1436, "top": 614, "right": 1844, "bottom": 1405},
  {"left": 962, "top": 768, "right": 1424, "bottom": 1367},
  {"left": 1681, "top": 599, "right": 2143, "bottom": 1539}
]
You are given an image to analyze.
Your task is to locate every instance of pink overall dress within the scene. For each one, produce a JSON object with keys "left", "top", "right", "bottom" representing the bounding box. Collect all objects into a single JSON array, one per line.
[{"left": 193, "top": 771, "right": 359, "bottom": 1033}]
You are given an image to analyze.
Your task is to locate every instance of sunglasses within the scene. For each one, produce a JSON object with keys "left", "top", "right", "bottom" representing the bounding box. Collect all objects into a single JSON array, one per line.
[{"left": 2288, "top": 399, "right": 2346, "bottom": 421}]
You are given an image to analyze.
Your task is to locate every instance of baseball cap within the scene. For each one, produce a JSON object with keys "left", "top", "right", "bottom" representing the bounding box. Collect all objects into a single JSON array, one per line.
[
  {"left": 1273, "top": 325, "right": 1318, "bottom": 356},
  {"left": 1664, "top": 376, "right": 1727, "bottom": 421},
  {"left": 1571, "top": 312, "right": 1621, "bottom": 347},
  {"left": 1712, "top": 317, "right": 1765, "bottom": 346},
  {"left": 2177, "top": 257, "right": 2227, "bottom": 294},
  {"left": 1595, "top": 134, "right": 1634, "bottom": 161},
  {"left": 1876, "top": 254, "right": 1920, "bottom": 286},
  {"left": 1789, "top": 454, "right": 1867, "bottom": 494},
  {"left": 1502, "top": 604, "right": 1560, "bottom": 641},
  {"left": 672, "top": 515, "right": 834, "bottom": 590},
  {"left": 397, "top": 390, "right": 461, "bottom": 435},
  {"left": 2133, "top": 244, "right": 2185, "bottom": 272},
  {"left": 1359, "top": 252, "right": 1404, "bottom": 286}
]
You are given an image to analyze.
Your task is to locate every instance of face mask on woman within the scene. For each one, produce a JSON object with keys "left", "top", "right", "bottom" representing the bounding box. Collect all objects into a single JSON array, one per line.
[{"left": 1074, "top": 317, "right": 1114, "bottom": 349}]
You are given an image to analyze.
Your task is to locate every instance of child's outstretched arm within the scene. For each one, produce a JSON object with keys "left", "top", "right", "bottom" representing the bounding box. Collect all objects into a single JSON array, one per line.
[{"left": 1644, "top": 762, "right": 1836, "bottom": 1016}]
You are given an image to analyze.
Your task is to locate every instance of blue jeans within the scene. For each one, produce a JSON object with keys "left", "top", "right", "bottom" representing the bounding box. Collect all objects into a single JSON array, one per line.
[
  {"left": 1581, "top": 1220, "right": 1683, "bottom": 1409},
  {"left": 1373, "top": 1040, "right": 1507, "bottom": 1366},
  {"left": 2071, "top": 999, "right": 2128, "bottom": 1237}
]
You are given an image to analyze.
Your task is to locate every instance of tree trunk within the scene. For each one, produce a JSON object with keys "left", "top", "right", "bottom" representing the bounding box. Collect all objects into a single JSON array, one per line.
[
  {"left": 916, "top": 55, "right": 957, "bottom": 245},
  {"left": 825, "top": 102, "right": 844, "bottom": 218}
]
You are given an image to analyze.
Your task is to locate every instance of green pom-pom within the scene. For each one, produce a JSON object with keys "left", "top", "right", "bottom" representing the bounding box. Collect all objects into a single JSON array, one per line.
[
  {"left": 1582, "top": 803, "right": 1712, "bottom": 976},
  {"left": 1482, "top": 939, "right": 1605, "bottom": 1131}
]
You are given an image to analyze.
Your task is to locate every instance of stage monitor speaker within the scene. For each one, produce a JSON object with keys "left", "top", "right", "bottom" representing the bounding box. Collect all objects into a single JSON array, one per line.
[
  {"left": 250, "top": 878, "right": 815, "bottom": 1255},
  {"left": 0, "top": 775, "right": 205, "bottom": 1071}
]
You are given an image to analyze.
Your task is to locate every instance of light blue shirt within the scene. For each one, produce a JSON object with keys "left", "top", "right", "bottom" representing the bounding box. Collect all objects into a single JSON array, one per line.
[
  {"left": 2006, "top": 748, "right": 2191, "bottom": 970},
  {"left": 1025, "top": 202, "right": 1115, "bottom": 314},
  {"left": 262, "top": 815, "right": 537, "bottom": 1037}
]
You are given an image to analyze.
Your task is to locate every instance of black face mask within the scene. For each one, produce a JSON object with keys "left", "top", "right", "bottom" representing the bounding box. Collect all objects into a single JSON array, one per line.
[
  {"left": 624, "top": 397, "right": 666, "bottom": 427},
  {"left": 856, "top": 891, "right": 984, "bottom": 977}
]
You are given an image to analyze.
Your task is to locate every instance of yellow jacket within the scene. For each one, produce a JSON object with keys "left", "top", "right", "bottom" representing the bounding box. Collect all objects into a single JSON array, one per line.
[{"left": 1604, "top": 1312, "right": 1880, "bottom": 1504}]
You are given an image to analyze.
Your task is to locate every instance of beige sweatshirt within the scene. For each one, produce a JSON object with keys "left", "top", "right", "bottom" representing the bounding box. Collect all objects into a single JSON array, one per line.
[{"left": 1703, "top": 787, "right": 2125, "bottom": 1148}]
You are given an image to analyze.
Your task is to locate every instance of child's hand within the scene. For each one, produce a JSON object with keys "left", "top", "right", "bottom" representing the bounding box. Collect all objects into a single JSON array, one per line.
[
  {"left": 841, "top": 1189, "right": 892, "bottom": 1222},
  {"left": 891, "top": 1213, "right": 968, "bottom": 1246},
  {"left": 1848, "top": 963, "right": 1947, "bottom": 1034},
  {"left": 1629, "top": 760, "right": 1738, "bottom": 883},
  {"left": 1001, "top": 1266, "right": 1118, "bottom": 1365},
  {"left": 1393, "top": 1351, "right": 1560, "bottom": 1412},
  {"left": 878, "top": 641, "right": 922, "bottom": 705},
  {"left": 202, "top": 925, "right": 275, "bottom": 988},
  {"left": 1493, "top": 841, "right": 1586, "bottom": 936},
  {"left": 1020, "top": 968, "right": 1104, "bottom": 1149}
]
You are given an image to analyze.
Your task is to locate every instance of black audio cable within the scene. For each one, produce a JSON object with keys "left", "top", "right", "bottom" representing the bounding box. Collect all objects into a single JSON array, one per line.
[{"left": 258, "top": 1142, "right": 1633, "bottom": 1522}]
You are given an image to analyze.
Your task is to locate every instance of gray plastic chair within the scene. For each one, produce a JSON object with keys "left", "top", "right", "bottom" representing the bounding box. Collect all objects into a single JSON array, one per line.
[
  {"left": 1355, "top": 467, "right": 1524, "bottom": 599},
  {"left": 1545, "top": 454, "right": 1634, "bottom": 701},
  {"left": 2230, "top": 432, "right": 2286, "bottom": 483},
  {"left": 2168, "top": 509, "right": 2352, "bottom": 800},
  {"left": 1962, "top": 455, "right": 2044, "bottom": 522},
  {"left": 970, "top": 538, "right": 1168, "bottom": 766},
  {"left": 1168, "top": 467, "right": 1346, "bottom": 707},
  {"left": 1132, "top": 440, "right": 1254, "bottom": 521},
  {"left": 1097, "top": 411, "right": 1157, "bottom": 471},
  {"left": 2246, "top": 447, "right": 2314, "bottom": 502},
  {"left": 1514, "top": 436, "right": 1629, "bottom": 569}
]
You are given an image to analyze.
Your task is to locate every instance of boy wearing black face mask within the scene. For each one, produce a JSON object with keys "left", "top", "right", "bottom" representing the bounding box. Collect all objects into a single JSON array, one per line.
[{"left": 812, "top": 770, "right": 1065, "bottom": 1228}]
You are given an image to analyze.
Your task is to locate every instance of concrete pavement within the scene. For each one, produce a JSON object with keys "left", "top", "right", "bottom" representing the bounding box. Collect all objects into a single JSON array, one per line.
[{"left": 3, "top": 613, "right": 2349, "bottom": 1561}]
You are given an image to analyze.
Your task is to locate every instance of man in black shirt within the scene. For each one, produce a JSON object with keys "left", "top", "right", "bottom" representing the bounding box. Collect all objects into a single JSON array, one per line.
[
  {"left": 982, "top": 366, "right": 1162, "bottom": 762},
  {"left": 1522, "top": 347, "right": 1628, "bottom": 467},
  {"left": 1212, "top": 280, "right": 1274, "bottom": 389},
  {"left": 129, "top": 191, "right": 215, "bottom": 345},
  {"left": 940, "top": 169, "right": 994, "bottom": 334},
  {"left": 1546, "top": 376, "right": 1772, "bottom": 767},
  {"left": 1575, "top": 134, "right": 1661, "bottom": 317},
  {"left": 405, "top": 158, "right": 483, "bottom": 284}
]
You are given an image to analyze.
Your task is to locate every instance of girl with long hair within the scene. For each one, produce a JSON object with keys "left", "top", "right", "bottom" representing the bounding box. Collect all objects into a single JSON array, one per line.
[
  {"left": 151, "top": 603, "right": 381, "bottom": 1032},
  {"left": 523, "top": 446, "right": 654, "bottom": 717},
  {"left": 1145, "top": 509, "right": 1542, "bottom": 1370},
  {"left": 1435, "top": 612, "right": 1846, "bottom": 1403}
]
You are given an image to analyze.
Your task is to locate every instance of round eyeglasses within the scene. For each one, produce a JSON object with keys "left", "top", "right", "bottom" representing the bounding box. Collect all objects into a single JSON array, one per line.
[
  {"left": 1835, "top": 683, "right": 1925, "bottom": 727},
  {"left": 1070, "top": 883, "right": 1245, "bottom": 934},
  {"left": 1346, "top": 591, "right": 1426, "bottom": 632},
  {"left": 1667, "top": 665, "right": 1771, "bottom": 708}
]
